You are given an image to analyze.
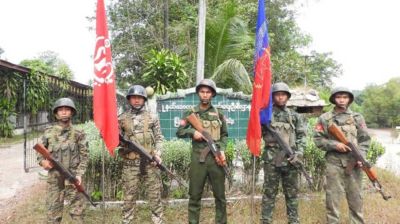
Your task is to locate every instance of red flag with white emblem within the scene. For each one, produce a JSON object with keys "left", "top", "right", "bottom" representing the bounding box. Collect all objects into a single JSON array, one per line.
[{"left": 93, "top": 0, "right": 119, "bottom": 155}]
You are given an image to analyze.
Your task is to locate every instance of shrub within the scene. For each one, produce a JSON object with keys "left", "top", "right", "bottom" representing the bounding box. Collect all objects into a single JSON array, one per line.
[{"left": 367, "top": 138, "right": 385, "bottom": 165}]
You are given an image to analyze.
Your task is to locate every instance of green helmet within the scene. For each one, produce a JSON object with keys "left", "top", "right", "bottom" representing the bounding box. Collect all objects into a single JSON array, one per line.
[
  {"left": 52, "top": 98, "right": 76, "bottom": 115},
  {"left": 196, "top": 79, "right": 217, "bottom": 97},
  {"left": 272, "top": 82, "right": 291, "bottom": 99},
  {"left": 126, "top": 85, "right": 147, "bottom": 101},
  {"left": 329, "top": 87, "right": 354, "bottom": 104}
]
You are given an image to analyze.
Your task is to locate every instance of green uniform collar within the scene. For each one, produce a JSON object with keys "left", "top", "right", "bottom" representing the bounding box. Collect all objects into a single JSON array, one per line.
[{"left": 193, "top": 103, "right": 217, "bottom": 114}]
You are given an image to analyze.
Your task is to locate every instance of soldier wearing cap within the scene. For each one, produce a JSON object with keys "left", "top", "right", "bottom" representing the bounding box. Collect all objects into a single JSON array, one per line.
[
  {"left": 118, "top": 85, "right": 164, "bottom": 224},
  {"left": 260, "top": 82, "right": 306, "bottom": 224},
  {"left": 313, "top": 87, "right": 371, "bottom": 224},
  {"left": 176, "top": 79, "right": 228, "bottom": 224},
  {"left": 37, "top": 98, "right": 89, "bottom": 224}
]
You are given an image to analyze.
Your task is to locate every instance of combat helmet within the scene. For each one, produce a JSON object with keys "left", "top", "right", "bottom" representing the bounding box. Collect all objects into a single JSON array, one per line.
[
  {"left": 272, "top": 82, "right": 291, "bottom": 99},
  {"left": 52, "top": 98, "right": 76, "bottom": 115},
  {"left": 195, "top": 79, "right": 217, "bottom": 97},
  {"left": 329, "top": 87, "right": 354, "bottom": 104},
  {"left": 126, "top": 85, "right": 148, "bottom": 101}
]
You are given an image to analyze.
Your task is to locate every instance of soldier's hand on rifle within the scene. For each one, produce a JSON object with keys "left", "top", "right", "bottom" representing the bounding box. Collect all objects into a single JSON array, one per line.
[
  {"left": 215, "top": 151, "right": 226, "bottom": 166},
  {"left": 75, "top": 176, "right": 82, "bottom": 187},
  {"left": 356, "top": 161, "right": 363, "bottom": 168},
  {"left": 193, "top": 130, "right": 206, "bottom": 141},
  {"left": 151, "top": 154, "right": 162, "bottom": 166},
  {"left": 39, "top": 159, "right": 54, "bottom": 170},
  {"left": 288, "top": 153, "right": 301, "bottom": 165},
  {"left": 335, "top": 142, "right": 351, "bottom": 153}
]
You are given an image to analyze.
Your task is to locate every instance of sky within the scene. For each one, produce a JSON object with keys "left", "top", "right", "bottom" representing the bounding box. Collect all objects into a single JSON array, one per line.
[{"left": 1, "top": 0, "right": 399, "bottom": 90}]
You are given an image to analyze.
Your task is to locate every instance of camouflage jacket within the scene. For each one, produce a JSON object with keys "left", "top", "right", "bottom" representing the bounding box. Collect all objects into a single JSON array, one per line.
[
  {"left": 119, "top": 107, "right": 164, "bottom": 156},
  {"left": 38, "top": 124, "right": 89, "bottom": 176},
  {"left": 261, "top": 105, "right": 306, "bottom": 166},
  {"left": 176, "top": 104, "right": 228, "bottom": 151},
  {"left": 313, "top": 108, "right": 371, "bottom": 166}
]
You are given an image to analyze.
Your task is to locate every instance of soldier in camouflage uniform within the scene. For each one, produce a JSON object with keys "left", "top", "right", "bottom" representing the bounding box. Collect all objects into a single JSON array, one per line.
[
  {"left": 176, "top": 79, "right": 228, "bottom": 224},
  {"left": 119, "top": 85, "right": 164, "bottom": 224},
  {"left": 314, "top": 87, "right": 371, "bottom": 224},
  {"left": 38, "top": 98, "right": 89, "bottom": 224},
  {"left": 260, "top": 82, "right": 306, "bottom": 224}
]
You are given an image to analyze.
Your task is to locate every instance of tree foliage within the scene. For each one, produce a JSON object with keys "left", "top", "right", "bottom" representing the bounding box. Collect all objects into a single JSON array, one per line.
[
  {"left": 142, "top": 49, "right": 188, "bottom": 94},
  {"left": 20, "top": 51, "right": 74, "bottom": 79},
  {"left": 362, "top": 78, "right": 400, "bottom": 128},
  {"left": 108, "top": 0, "right": 342, "bottom": 92}
]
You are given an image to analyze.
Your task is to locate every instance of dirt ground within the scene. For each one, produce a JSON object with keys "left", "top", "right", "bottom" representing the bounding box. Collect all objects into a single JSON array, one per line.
[{"left": 0, "top": 143, "right": 42, "bottom": 223}]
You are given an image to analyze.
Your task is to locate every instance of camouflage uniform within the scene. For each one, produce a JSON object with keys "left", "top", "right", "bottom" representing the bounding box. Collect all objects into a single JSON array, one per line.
[
  {"left": 176, "top": 103, "right": 228, "bottom": 224},
  {"left": 38, "top": 123, "right": 89, "bottom": 224},
  {"left": 119, "top": 105, "right": 164, "bottom": 224},
  {"left": 260, "top": 104, "right": 306, "bottom": 224},
  {"left": 314, "top": 107, "right": 370, "bottom": 224}
]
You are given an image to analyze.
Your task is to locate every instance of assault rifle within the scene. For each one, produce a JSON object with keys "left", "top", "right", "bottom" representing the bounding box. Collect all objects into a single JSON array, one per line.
[
  {"left": 34, "top": 143, "right": 96, "bottom": 207},
  {"left": 328, "top": 123, "right": 391, "bottom": 200},
  {"left": 119, "top": 134, "right": 188, "bottom": 188},
  {"left": 185, "top": 113, "right": 230, "bottom": 179},
  {"left": 264, "top": 125, "right": 314, "bottom": 189}
]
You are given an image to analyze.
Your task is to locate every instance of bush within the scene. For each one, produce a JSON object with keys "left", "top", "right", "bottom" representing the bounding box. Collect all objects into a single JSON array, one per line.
[
  {"left": 367, "top": 138, "right": 385, "bottom": 165},
  {"left": 303, "top": 118, "right": 327, "bottom": 190},
  {"left": 234, "top": 139, "right": 262, "bottom": 194}
]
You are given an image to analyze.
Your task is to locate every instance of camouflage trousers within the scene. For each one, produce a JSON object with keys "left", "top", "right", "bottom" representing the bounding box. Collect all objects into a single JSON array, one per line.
[
  {"left": 122, "top": 159, "right": 163, "bottom": 224},
  {"left": 46, "top": 170, "right": 86, "bottom": 224},
  {"left": 261, "top": 162, "right": 299, "bottom": 224},
  {"left": 325, "top": 162, "right": 364, "bottom": 224}
]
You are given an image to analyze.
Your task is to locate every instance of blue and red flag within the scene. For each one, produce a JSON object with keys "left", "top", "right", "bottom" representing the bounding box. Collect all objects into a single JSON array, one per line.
[{"left": 246, "top": 0, "right": 273, "bottom": 157}]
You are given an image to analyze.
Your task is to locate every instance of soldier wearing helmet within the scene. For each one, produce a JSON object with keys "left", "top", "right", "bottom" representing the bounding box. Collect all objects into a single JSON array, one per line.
[
  {"left": 119, "top": 85, "right": 164, "bottom": 224},
  {"left": 38, "top": 98, "right": 89, "bottom": 223},
  {"left": 260, "top": 82, "right": 306, "bottom": 224},
  {"left": 314, "top": 87, "right": 371, "bottom": 223},
  {"left": 176, "top": 79, "right": 228, "bottom": 224}
]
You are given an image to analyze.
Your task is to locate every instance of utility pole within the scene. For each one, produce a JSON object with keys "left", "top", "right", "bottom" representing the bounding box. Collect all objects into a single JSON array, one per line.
[
  {"left": 196, "top": 0, "right": 206, "bottom": 84},
  {"left": 163, "top": 0, "right": 169, "bottom": 49}
]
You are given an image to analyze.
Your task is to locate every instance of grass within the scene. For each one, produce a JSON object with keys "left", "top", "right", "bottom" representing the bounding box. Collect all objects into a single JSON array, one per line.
[
  {"left": 0, "top": 130, "right": 43, "bottom": 146},
  {"left": 4, "top": 168, "right": 399, "bottom": 224}
]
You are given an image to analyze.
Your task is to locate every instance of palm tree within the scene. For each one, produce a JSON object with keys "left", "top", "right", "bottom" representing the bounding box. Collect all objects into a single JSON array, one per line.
[{"left": 205, "top": 2, "right": 253, "bottom": 94}]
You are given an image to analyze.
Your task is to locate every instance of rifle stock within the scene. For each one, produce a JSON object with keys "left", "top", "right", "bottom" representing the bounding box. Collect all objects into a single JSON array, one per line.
[
  {"left": 34, "top": 143, "right": 96, "bottom": 206},
  {"left": 264, "top": 125, "right": 314, "bottom": 189},
  {"left": 185, "top": 113, "right": 230, "bottom": 178},
  {"left": 119, "top": 134, "right": 188, "bottom": 188},
  {"left": 327, "top": 123, "right": 391, "bottom": 200}
]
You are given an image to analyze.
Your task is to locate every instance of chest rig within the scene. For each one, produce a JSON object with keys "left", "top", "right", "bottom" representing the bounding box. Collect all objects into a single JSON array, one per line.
[
  {"left": 194, "top": 107, "right": 222, "bottom": 141},
  {"left": 328, "top": 111, "right": 358, "bottom": 145},
  {"left": 46, "top": 126, "right": 81, "bottom": 170},
  {"left": 265, "top": 108, "right": 296, "bottom": 148},
  {"left": 121, "top": 110, "right": 155, "bottom": 157}
]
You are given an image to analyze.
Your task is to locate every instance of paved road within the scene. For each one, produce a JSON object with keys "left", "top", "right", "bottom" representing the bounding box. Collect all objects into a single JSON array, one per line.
[{"left": 0, "top": 142, "right": 41, "bottom": 219}]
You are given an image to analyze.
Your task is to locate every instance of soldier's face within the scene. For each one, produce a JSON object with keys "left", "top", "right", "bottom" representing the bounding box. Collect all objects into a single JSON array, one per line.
[
  {"left": 129, "top": 95, "right": 145, "bottom": 108},
  {"left": 56, "top": 106, "right": 72, "bottom": 121},
  {"left": 273, "top": 92, "right": 288, "bottom": 106},
  {"left": 334, "top": 93, "right": 350, "bottom": 108},
  {"left": 198, "top": 87, "right": 213, "bottom": 104}
]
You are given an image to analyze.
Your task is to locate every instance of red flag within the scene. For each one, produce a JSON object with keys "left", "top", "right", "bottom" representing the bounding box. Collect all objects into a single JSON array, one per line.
[
  {"left": 246, "top": 0, "right": 272, "bottom": 157},
  {"left": 93, "top": 0, "right": 119, "bottom": 155}
]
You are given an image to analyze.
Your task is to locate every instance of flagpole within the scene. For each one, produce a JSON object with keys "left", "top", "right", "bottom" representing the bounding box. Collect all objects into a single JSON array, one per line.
[
  {"left": 251, "top": 155, "right": 256, "bottom": 223},
  {"left": 101, "top": 141, "right": 106, "bottom": 223}
]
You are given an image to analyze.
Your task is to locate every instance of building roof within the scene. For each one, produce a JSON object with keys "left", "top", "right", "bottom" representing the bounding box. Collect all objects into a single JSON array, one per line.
[{"left": 287, "top": 88, "right": 327, "bottom": 107}]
